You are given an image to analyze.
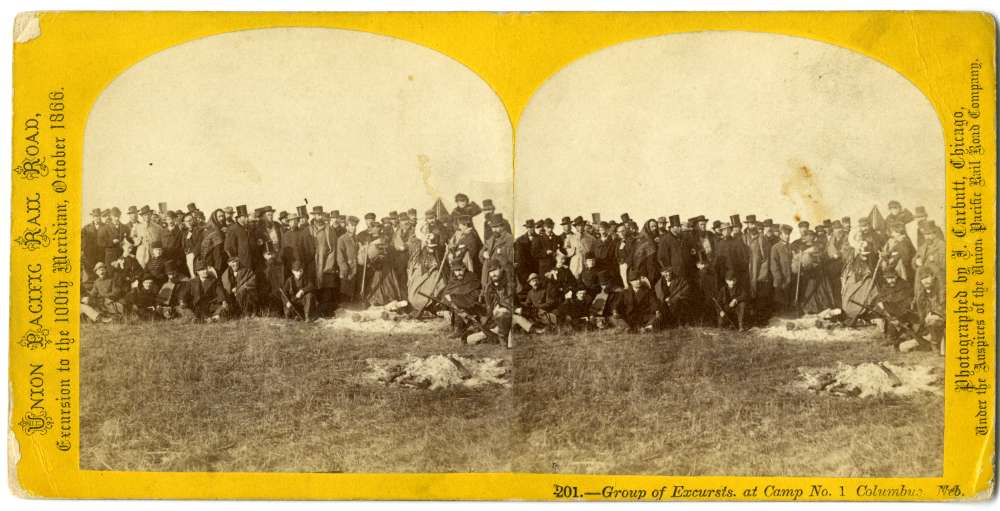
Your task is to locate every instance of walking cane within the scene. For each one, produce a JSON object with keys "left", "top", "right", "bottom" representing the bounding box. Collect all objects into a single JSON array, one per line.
[{"left": 359, "top": 241, "right": 369, "bottom": 308}]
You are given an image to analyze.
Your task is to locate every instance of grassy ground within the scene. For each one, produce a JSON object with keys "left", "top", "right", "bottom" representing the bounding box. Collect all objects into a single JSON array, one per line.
[{"left": 81, "top": 320, "right": 942, "bottom": 475}]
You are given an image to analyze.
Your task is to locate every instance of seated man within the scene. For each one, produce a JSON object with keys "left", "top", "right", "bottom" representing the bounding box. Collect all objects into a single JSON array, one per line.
[
  {"left": 221, "top": 256, "right": 258, "bottom": 318},
  {"left": 521, "top": 272, "right": 560, "bottom": 330},
  {"left": 914, "top": 267, "right": 945, "bottom": 355},
  {"left": 145, "top": 241, "right": 169, "bottom": 288},
  {"left": 441, "top": 264, "right": 483, "bottom": 338},
  {"left": 557, "top": 285, "right": 592, "bottom": 331},
  {"left": 611, "top": 272, "right": 658, "bottom": 332},
  {"left": 875, "top": 269, "right": 917, "bottom": 347},
  {"left": 654, "top": 267, "right": 695, "bottom": 328},
  {"left": 80, "top": 262, "right": 124, "bottom": 323},
  {"left": 545, "top": 252, "right": 577, "bottom": 297},
  {"left": 123, "top": 274, "right": 161, "bottom": 321},
  {"left": 576, "top": 253, "right": 603, "bottom": 297},
  {"left": 180, "top": 262, "right": 229, "bottom": 321},
  {"left": 586, "top": 274, "right": 619, "bottom": 329},
  {"left": 717, "top": 270, "right": 749, "bottom": 331},
  {"left": 110, "top": 241, "right": 144, "bottom": 291},
  {"left": 483, "top": 259, "right": 531, "bottom": 346},
  {"left": 259, "top": 250, "right": 287, "bottom": 316},
  {"left": 281, "top": 261, "right": 317, "bottom": 321}
]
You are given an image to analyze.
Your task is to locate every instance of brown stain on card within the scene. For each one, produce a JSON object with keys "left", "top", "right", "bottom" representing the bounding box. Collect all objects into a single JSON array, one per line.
[
  {"left": 781, "top": 161, "right": 831, "bottom": 222},
  {"left": 417, "top": 154, "right": 439, "bottom": 198}
]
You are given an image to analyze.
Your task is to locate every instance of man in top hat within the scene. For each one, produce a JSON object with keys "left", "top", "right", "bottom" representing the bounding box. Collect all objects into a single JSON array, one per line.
[
  {"left": 97, "top": 207, "right": 129, "bottom": 268},
  {"left": 160, "top": 210, "right": 185, "bottom": 273},
  {"left": 135, "top": 205, "right": 163, "bottom": 268},
  {"left": 657, "top": 214, "right": 691, "bottom": 280},
  {"left": 311, "top": 209, "right": 340, "bottom": 316},
  {"left": 514, "top": 218, "right": 538, "bottom": 292},
  {"left": 591, "top": 220, "right": 618, "bottom": 280},
  {"left": 562, "top": 215, "right": 596, "bottom": 278},
  {"left": 908, "top": 206, "right": 928, "bottom": 248},
  {"left": 691, "top": 215, "right": 716, "bottom": 271},
  {"left": 531, "top": 217, "right": 560, "bottom": 276},
  {"left": 790, "top": 220, "right": 811, "bottom": 253},
  {"left": 224, "top": 205, "right": 256, "bottom": 272},
  {"left": 481, "top": 199, "right": 510, "bottom": 243},
  {"left": 182, "top": 211, "right": 204, "bottom": 278}
]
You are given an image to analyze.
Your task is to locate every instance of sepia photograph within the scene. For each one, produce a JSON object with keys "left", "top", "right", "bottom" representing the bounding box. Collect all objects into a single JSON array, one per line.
[{"left": 78, "top": 27, "right": 945, "bottom": 477}]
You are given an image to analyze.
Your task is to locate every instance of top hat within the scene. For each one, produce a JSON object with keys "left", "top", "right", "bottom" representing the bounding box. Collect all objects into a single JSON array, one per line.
[
  {"left": 296, "top": 205, "right": 308, "bottom": 218},
  {"left": 235, "top": 205, "right": 249, "bottom": 217},
  {"left": 669, "top": 215, "right": 682, "bottom": 228},
  {"left": 310, "top": 206, "right": 323, "bottom": 215},
  {"left": 186, "top": 202, "right": 198, "bottom": 212},
  {"left": 620, "top": 213, "right": 631, "bottom": 222},
  {"left": 482, "top": 199, "right": 495, "bottom": 210},
  {"left": 729, "top": 214, "right": 741, "bottom": 226},
  {"left": 914, "top": 206, "right": 927, "bottom": 218},
  {"left": 745, "top": 214, "right": 757, "bottom": 223}
]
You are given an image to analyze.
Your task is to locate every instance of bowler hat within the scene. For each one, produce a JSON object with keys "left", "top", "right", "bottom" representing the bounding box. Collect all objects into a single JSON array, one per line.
[
  {"left": 572, "top": 216, "right": 585, "bottom": 226},
  {"left": 712, "top": 220, "right": 722, "bottom": 229},
  {"left": 347, "top": 216, "right": 360, "bottom": 224},
  {"left": 797, "top": 220, "right": 810, "bottom": 228},
  {"left": 523, "top": 219, "right": 535, "bottom": 228},
  {"left": 527, "top": 272, "right": 540, "bottom": 282},
  {"left": 291, "top": 261, "right": 304, "bottom": 271},
  {"left": 364, "top": 212, "right": 376, "bottom": 221},
  {"left": 140, "top": 205, "right": 152, "bottom": 215},
  {"left": 560, "top": 216, "right": 572, "bottom": 226},
  {"left": 455, "top": 193, "right": 469, "bottom": 202},
  {"left": 482, "top": 199, "right": 495, "bottom": 210},
  {"left": 543, "top": 218, "right": 555, "bottom": 227},
  {"left": 127, "top": 205, "right": 138, "bottom": 214},
  {"left": 914, "top": 206, "right": 927, "bottom": 218},
  {"left": 620, "top": 213, "right": 631, "bottom": 222}
]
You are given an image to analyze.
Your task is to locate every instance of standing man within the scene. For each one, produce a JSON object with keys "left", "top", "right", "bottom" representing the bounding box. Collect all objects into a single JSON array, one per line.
[
  {"left": 514, "top": 218, "right": 537, "bottom": 292},
  {"left": 769, "top": 224, "right": 794, "bottom": 315},
  {"left": 657, "top": 215, "right": 690, "bottom": 279},
  {"left": 563, "top": 216, "right": 596, "bottom": 278},
  {"left": 312, "top": 212, "right": 339, "bottom": 316},
  {"left": 224, "top": 205, "right": 255, "bottom": 270},
  {"left": 336, "top": 216, "right": 361, "bottom": 306},
  {"left": 97, "top": 208, "right": 127, "bottom": 267},
  {"left": 481, "top": 215, "right": 514, "bottom": 287}
]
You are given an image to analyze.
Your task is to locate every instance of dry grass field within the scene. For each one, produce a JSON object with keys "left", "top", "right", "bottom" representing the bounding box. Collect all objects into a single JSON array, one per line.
[{"left": 81, "top": 319, "right": 943, "bottom": 475}]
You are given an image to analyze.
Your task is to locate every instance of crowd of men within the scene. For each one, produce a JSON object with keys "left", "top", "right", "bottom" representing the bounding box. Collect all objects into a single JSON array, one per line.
[{"left": 80, "top": 195, "right": 946, "bottom": 352}]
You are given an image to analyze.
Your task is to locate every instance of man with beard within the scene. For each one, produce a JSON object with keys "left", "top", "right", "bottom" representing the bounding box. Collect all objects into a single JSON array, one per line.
[
  {"left": 628, "top": 219, "right": 660, "bottom": 285},
  {"left": 591, "top": 221, "right": 618, "bottom": 279},
  {"left": 441, "top": 264, "right": 484, "bottom": 339},
  {"left": 881, "top": 221, "right": 916, "bottom": 285},
  {"left": 912, "top": 220, "right": 945, "bottom": 294},
  {"left": 224, "top": 205, "right": 255, "bottom": 271},
  {"left": 769, "top": 224, "right": 794, "bottom": 315},
  {"left": 612, "top": 271, "right": 658, "bottom": 332},
  {"left": 531, "top": 218, "right": 560, "bottom": 276},
  {"left": 480, "top": 199, "right": 510, "bottom": 243},
  {"left": 199, "top": 208, "right": 229, "bottom": 277},
  {"left": 914, "top": 267, "right": 945, "bottom": 355},
  {"left": 657, "top": 214, "right": 692, "bottom": 280},
  {"left": 483, "top": 259, "right": 528, "bottom": 346},
  {"left": 513, "top": 218, "right": 538, "bottom": 292},
  {"left": 790, "top": 220, "right": 810, "bottom": 254},
  {"left": 160, "top": 211, "right": 185, "bottom": 271},
  {"left": 885, "top": 200, "right": 914, "bottom": 228},
  {"left": 795, "top": 231, "right": 837, "bottom": 314},
  {"left": 874, "top": 269, "right": 916, "bottom": 347},
  {"left": 716, "top": 217, "right": 750, "bottom": 285},
  {"left": 180, "top": 261, "right": 229, "bottom": 321},
  {"left": 521, "top": 272, "right": 561, "bottom": 330},
  {"left": 448, "top": 214, "right": 483, "bottom": 277},
  {"left": 746, "top": 223, "right": 772, "bottom": 324},
  {"left": 481, "top": 215, "right": 514, "bottom": 287},
  {"left": 336, "top": 216, "right": 361, "bottom": 306},
  {"left": 221, "top": 255, "right": 258, "bottom": 317},
  {"left": 80, "top": 262, "right": 125, "bottom": 322},
  {"left": 312, "top": 212, "right": 340, "bottom": 316},
  {"left": 181, "top": 212, "right": 203, "bottom": 278},
  {"left": 654, "top": 267, "right": 695, "bottom": 328},
  {"left": 615, "top": 222, "right": 633, "bottom": 288},
  {"left": 852, "top": 217, "right": 886, "bottom": 252}
]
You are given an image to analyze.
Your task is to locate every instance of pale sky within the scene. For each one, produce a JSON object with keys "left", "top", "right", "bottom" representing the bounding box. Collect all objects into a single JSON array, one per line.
[
  {"left": 84, "top": 28, "right": 513, "bottom": 218},
  {"left": 85, "top": 29, "right": 944, "bottom": 229},
  {"left": 515, "top": 31, "right": 945, "bottom": 228}
]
